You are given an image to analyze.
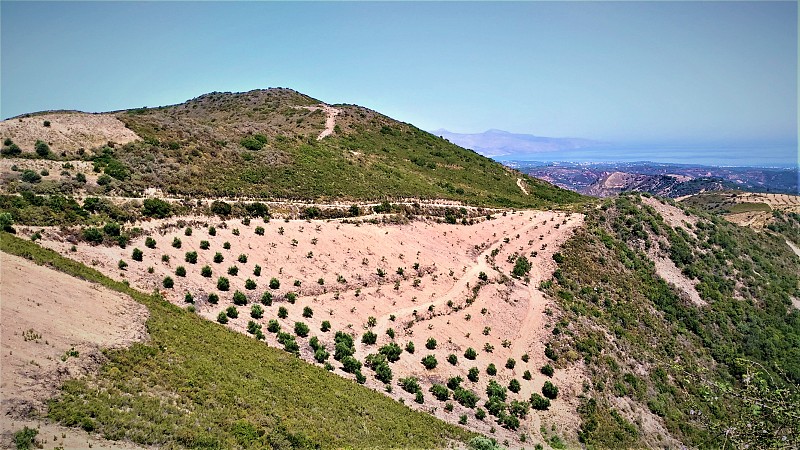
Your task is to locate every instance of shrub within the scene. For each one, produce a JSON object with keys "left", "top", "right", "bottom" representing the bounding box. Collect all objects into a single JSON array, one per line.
[
  {"left": 201, "top": 265, "right": 212, "bottom": 277},
  {"left": 217, "top": 311, "right": 228, "bottom": 324},
  {"left": 162, "top": 276, "right": 174, "bottom": 288},
  {"left": 367, "top": 316, "right": 377, "bottom": 327},
  {"left": 253, "top": 265, "right": 261, "bottom": 276},
  {"left": 541, "top": 364, "right": 554, "bottom": 377},
  {"left": 82, "top": 227, "right": 103, "bottom": 243},
  {"left": 238, "top": 254, "right": 248, "bottom": 263},
  {"left": 260, "top": 292, "right": 272, "bottom": 306},
  {"left": 464, "top": 347, "right": 477, "bottom": 360},
  {"left": 245, "top": 278, "right": 256, "bottom": 290},
  {"left": 341, "top": 355, "right": 362, "bottom": 373},
  {"left": 217, "top": 277, "right": 230, "bottom": 291},
  {"left": 379, "top": 342, "right": 403, "bottom": 362},
  {"left": 512, "top": 255, "right": 531, "bottom": 277},
  {"left": 131, "top": 248, "right": 143, "bottom": 261},
  {"left": 255, "top": 226, "right": 265, "bottom": 235},
  {"left": 145, "top": 237, "right": 157, "bottom": 248},
  {"left": 208, "top": 293, "right": 219, "bottom": 304},
  {"left": 468, "top": 367, "right": 480, "bottom": 382},
  {"left": 486, "top": 380, "right": 507, "bottom": 401},
  {"left": 118, "top": 259, "right": 128, "bottom": 270},
  {"left": 321, "top": 320, "right": 331, "bottom": 332},
  {"left": 267, "top": 319, "right": 280, "bottom": 333},
  {"left": 233, "top": 290, "right": 247, "bottom": 305},
  {"left": 505, "top": 358, "right": 516, "bottom": 370},
  {"left": 399, "top": 377, "right": 421, "bottom": 394},
  {"left": 447, "top": 376, "right": 463, "bottom": 390},
  {"left": 184, "top": 227, "right": 192, "bottom": 236},
  {"left": 228, "top": 266, "right": 239, "bottom": 276},
  {"left": 475, "top": 408, "right": 486, "bottom": 420},
  {"left": 223, "top": 242, "right": 231, "bottom": 250},
  {"left": 285, "top": 292, "right": 297, "bottom": 303},
  {"left": 161, "top": 254, "right": 169, "bottom": 262},
  {"left": 199, "top": 240, "right": 210, "bottom": 250},
  {"left": 302, "top": 306, "right": 313, "bottom": 318},
  {"left": 486, "top": 364, "right": 497, "bottom": 376},
  {"left": 386, "top": 328, "right": 395, "bottom": 339},
  {"left": 175, "top": 266, "right": 186, "bottom": 277},
  {"left": 430, "top": 384, "right": 450, "bottom": 401},
  {"left": 240, "top": 134, "right": 267, "bottom": 150},
  {"left": 542, "top": 381, "right": 559, "bottom": 399},
  {"left": 277, "top": 306, "right": 288, "bottom": 319},
  {"left": 213, "top": 252, "right": 224, "bottom": 263},
  {"left": 362, "top": 331, "right": 377, "bottom": 345},
  {"left": 103, "top": 222, "right": 121, "bottom": 236},
  {"left": 453, "top": 387, "right": 479, "bottom": 409},
  {"left": 294, "top": 322, "right": 310, "bottom": 337},
  {"left": 530, "top": 393, "right": 551, "bottom": 410},
  {"left": 415, "top": 391, "right": 424, "bottom": 404},
  {"left": 21, "top": 170, "right": 42, "bottom": 183},
  {"left": 142, "top": 198, "right": 172, "bottom": 218},
  {"left": 184, "top": 292, "right": 194, "bottom": 303},
  {"left": 521, "top": 353, "right": 529, "bottom": 363},
  {"left": 421, "top": 355, "right": 438, "bottom": 369},
  {"left": 35, "top": 140, "right": 50, "bottom": 156},
  {"left": 374, "top": 359, "right": 393, "bottom": 383},
  {"left": 210, "top": 201, "right": 232, "bottom": 216},
  {"left": 208, "top": 226, "right": 216, "bottom": 236},
  {"left": 225, "top": 306, "right": 238, "bottom": 318},
  {"left": 447, "top": 354, "right": 458, "bottom": 365},
  {"left": 405, "top": 341, "right": 415, "bottom": 354},
  {"left": 185, "top": 251, "right": 198, "bottom": 264},
  {"left": 523, "top": 370, "right": 532, "bottom": 380},
  {"left": 425, "top": 337, "right": 437, "bottom": 350},
  {"left": 269, "top": 278, "right": 280, "bottom": 289},
  {"left": 509, "top": 379, "right": 521, "bottom": 393},
  {"left": 314, "top": 348, "right": 330, "bottom": 363},
  {"left": 459, "top": 415, "right": 468, "bottom": 425},
  {"left": 170, "top": 237, "right": 181, "bottom": 249}
]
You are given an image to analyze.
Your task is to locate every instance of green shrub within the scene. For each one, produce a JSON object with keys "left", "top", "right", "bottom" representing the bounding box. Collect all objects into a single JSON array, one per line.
[
  {"left": 523, "top": 370, "right": 532, "bottom": 380},
  {"left": 267, "top": 319, "right": 280, "bottom": 333},
  {"left": 464, "top": 347, "right": 477, "bottom": 360},
  {"left": 505, "top": 358, "right": 516, "bottom": 369},
  {"left": 542, "top": 381, "right": 559, "bottom": 399},
  {"left": 260, "top": 292, "right": 272, "bottom": 306},
  {"left": 294, "top": 322, "right": 310, "bottom": 337},
  {"left": 162, "top": 276, "right": 174, "bottom": 288},
  {"left": 475, "top": 408, "right": 486, "bottom": 421},
  {"left": 269, "top": 278, "right": 280, "bottom": 289},
  {"left": 238, "top": 254, "right": 248, "bottom": 263},
  {"left": 379, "top": 342, "right": 403, "bottom": 362},
  {"left": 321, "top": 320, "right": 331, "bottom": 332},
  {"left": 13, "top": 425, "right": 38, "bottom": 450},
  {"left": 208, "top": 293, "right": 219, "bottom": 304},
  {"left": 35, "top": 140, "right": 50, "bottom": 157},
  {"left": 447, "top": 376, "right": 463, "bottom": 390},
  {"left": 145, "top": 237, "right": 157, "bottom": 248},
  {"left": 245, "top": 278, "right": 256, "bottom": 290},
  {"left": 210, "top": 201, "right": 231, "bottom": 216},
  {"left": 453, "top": 387, "right": 479, "bottom": 409},
  {"left": 486, "top": 363, "right": 497, "bottom": 376},
  {"left": 199, "top": 240, "right": 210, "bottom": 250},
  {"left": 118, "top": 259, "right": 128, "bottom": 270},
  {"left": 447, "top": 354, "right": 458, "bottom": 365},
  {"left": 172, "top": 237, "right": 182, "bottom": 248},
  {"left": 255, "top": 226, "right": 265, "bottom": 235},
  {"left": 201, "top": 265, "right": 212, "bottom": 277},
  {"left": 240, "top": 134, "right": 267, "bottom": 150},
  {"left": 512, "top": 255, "right": 531, "bottom": 277},
  {"left": 541, "top": 364, "right": 554, "bottom": 377},
  {"left": 486, "top": 380, "right": 507, "bottom": 401},
  {"left": 530, "top": 393, "right": 551, "bottom": 410},
  {"left": 302, "top": 306, "right": 313, "bottom": 318},
  {"left": 400, "top": 377, "right": 421, "bottom": 394},
  {"left": 278, "top": 306, "right": 288, "bottom": 319},
  {"left": 468, "top": 367, "right": 479, "bottom": 382},
  {"left": 214, "top": 252, "right": 224, "bottom": 263},
  {"left": 228, "top": 266, "right": 239, "bottom": 276},
  {"left": 185, "top": 251, "right": 198, "bottom": 264},
  {"left": 142, "top": 198, "right": 172, "bottom": 218},
  {"left": 406, "top": 341, "right": 415, "bottom": 354},
  {"left": 341, "top": 355, "right": 362, "bottom": 373},
  {"left": 132, "top": 248, "right": 143, "bottom": 261},
  {"left": 509, "top": 379, "right": 521, "bottom": 393},
  {"left": 253, "top": 265, "right": 261, "bottom": 276},
  {"left": 233, "top": 290, "right": 247, "bottom": 306},
  {"left": 362, "top": 331, "right": 377, "bottom": 345},
  {"left": 430, "top": 384, "right": 450, "bottom": 401},
  {"left": 421, "top": 355, "right": 438, "bottom": 369},
  {"left": 184, "top": 292, "right": 194, "bottom": 303},
  {"left": 223, "top": 242, "right": 231, "bottom": 250},
  {"left": 426, "top": 337, "right": 437, "bottom": 350},
  {"left": 175, "top": 266, "right": 186, "bottom": 277},
  {"left": 217, "top": 277, "right": 230, "bottom": 291},
  {"left": 208, "top": 226, "right": 216, "bottom": 235},
  {"left": 225, "top": 306, "right": 238, "bottom": 318}
]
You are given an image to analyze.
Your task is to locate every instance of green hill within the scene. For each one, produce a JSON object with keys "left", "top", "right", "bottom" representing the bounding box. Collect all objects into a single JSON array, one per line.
[{"left": 106, "top": 88, "right": 581, "bottom": 206}]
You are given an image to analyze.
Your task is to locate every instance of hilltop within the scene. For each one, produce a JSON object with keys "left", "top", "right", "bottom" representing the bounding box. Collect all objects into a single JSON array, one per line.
[{"left": 1, "top": 88, "right": 581, "bottom": 208}]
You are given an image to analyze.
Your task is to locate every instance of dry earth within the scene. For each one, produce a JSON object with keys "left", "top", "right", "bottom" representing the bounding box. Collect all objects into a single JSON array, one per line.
[
  {"left": 33, "top": 210, "right": 589, "bottom": 446},
  {"left": 0, "top": 113, "right": 140, "bottom": 155},
  {"left": 0, "top": 252, "right": 149, "bottom": 449}
]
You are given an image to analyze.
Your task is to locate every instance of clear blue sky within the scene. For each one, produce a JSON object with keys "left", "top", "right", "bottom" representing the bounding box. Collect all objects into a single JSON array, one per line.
[{"left": 1, "top": 1, "right": 797, "bottom": 163}]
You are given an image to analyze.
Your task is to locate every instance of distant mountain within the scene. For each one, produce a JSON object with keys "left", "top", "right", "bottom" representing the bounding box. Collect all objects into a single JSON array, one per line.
[{"left": 431, "top": 128, "right": 602, "bottom": 159}]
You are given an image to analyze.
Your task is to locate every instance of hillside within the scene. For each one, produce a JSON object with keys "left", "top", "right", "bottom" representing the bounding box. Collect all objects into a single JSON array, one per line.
[{"left": 1, "top": 88, "right": 582, "bottom": 208}]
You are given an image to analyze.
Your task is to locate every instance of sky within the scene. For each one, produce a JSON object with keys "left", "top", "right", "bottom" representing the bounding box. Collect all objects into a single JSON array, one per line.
[{"left": 1, "top": 1, "right": 797, "bottom": 166}]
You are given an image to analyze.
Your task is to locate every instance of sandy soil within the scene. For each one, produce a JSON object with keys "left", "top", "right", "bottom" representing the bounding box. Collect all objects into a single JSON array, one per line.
[
  {"left": 298, "top": 105, "right": 341, "bottom": 140},
  {"left": 0, "top": 158, "right": 103, "bottom": 187},
  {"left": 0, "top": 253, "right": 149, "bottom": 449},
  {"left": 0, "top": 112, "right": 140, "bottom": 155},
  {"left": 647, "top": 246, "right": 706, "bottom": 307},
  {"left": 516, "top": 178, "right": 529, "bottom": 196},
  {"left": 642, "top": 196, "right": 697, "bottom": 234},
  {"left": 33, "top": 210, "right": 588, "bottom": 447}
]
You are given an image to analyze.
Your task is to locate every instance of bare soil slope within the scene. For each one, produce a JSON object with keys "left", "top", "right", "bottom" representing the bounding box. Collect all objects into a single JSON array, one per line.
[
  {"left": 0, "top": 112, "right": 140, "bottom": 155},
  {"left": 34, "top": 210, "right": 587, "bottom": 446},
  {"left": 0, "top": 253, "right": 149, "bottom": 449}
]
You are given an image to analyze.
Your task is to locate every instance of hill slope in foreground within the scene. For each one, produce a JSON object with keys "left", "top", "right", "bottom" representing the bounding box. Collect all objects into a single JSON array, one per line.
[{"left": 0, "top": 88, "right": 581, "bottom": 208}]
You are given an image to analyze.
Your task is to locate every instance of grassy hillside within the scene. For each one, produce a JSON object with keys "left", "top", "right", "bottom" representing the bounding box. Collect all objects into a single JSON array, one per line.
[
  {"left": 1, "top": 88, "right": 581, "bottom": 207},
  {"left": 1, "top": 233, "right": 475, "bottom": 449},
  {"left": 541, "top": 194, "right": 799, "bottom": 448}
]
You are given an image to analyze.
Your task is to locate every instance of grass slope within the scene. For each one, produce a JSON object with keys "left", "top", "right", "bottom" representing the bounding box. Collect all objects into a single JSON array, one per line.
[
  {"left": 72, "top": 88, "right": 581, "bottom": 206},
  {"left": 1, "top": 233, "right": 474, "bottom": 449},
  {"left": 542, "top": 194, "right": 800, "bottom": 448}
]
